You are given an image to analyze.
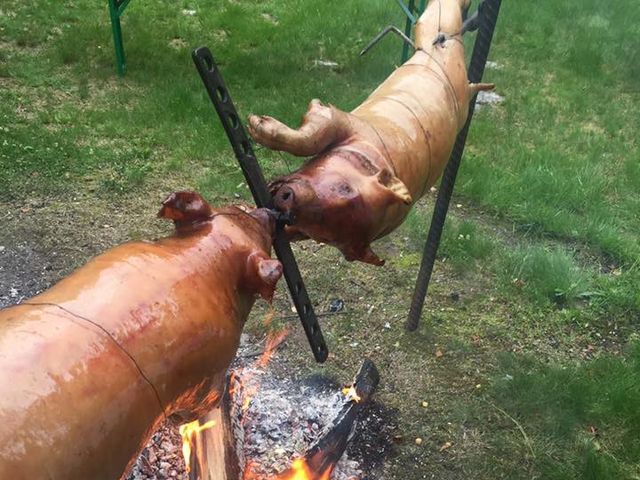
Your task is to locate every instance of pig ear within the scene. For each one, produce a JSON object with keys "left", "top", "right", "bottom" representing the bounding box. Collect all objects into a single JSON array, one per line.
[
  {"left": 158, "top": 191, "right": 213, "bottom": 225},
  {"left": 246, "top": 253, "right": 283, "bottom": 302},
  {"left": 340, "top": 243, "right": 385, "bottom": 266},
  {"left": 377, "top": 170, "right": 413, "bottom": 205}
]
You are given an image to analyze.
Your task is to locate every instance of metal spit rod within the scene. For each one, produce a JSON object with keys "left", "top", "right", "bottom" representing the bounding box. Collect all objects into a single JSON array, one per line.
[{"left": 192, "top": 47, "right": 328, "bottom": 362}]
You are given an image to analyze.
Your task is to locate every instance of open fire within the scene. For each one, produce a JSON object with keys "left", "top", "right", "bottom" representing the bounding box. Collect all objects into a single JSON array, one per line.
[
  {"left": 179, "top": 420, "right": 217, "bottom": 474},
  {"left": 340, "top": 386, "right": 361, "bottom": 405},
  {"left": 172, "top": 329, "right": 378, "bottom": 480},
  {"left": 269, "top": 458, "right": 331, "bottom": 480}
]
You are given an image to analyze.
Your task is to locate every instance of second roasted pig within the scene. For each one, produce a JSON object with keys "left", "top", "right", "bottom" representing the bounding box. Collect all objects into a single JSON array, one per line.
[{"left": 249, "top": 0, "right": 493, "bottom": 265}]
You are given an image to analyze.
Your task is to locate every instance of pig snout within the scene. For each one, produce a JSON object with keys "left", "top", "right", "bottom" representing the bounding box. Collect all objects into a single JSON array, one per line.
[
  {"left": 273, "top": 185, "right": 296, "bottom": 212},
  {"left": 271, "top": 180, "right": 316, "bottom": 215}
]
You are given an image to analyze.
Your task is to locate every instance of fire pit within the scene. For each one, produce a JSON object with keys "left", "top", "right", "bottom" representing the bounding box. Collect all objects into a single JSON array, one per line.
[{"left": 127, "top": 334, "right": 392, "bottom": 480}]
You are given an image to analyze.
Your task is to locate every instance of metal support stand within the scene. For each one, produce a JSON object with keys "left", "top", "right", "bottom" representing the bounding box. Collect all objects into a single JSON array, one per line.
[
  {"left": 398, "top": 0, "right": 427, "bottom": 62},
  {"left": 108, "top": 0, "right": 133, "bottom": 76},
  {"left": 192, "top": 47, "right": 329, "bottom": 363},
  {"left": 406, "top": 0, "right": 502, "bottom": 332}
]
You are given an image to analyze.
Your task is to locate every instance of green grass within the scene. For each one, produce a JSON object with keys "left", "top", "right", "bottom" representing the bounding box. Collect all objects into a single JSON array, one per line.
[
  {"left": 2, "top": 0, "right": 640, "bottom": 478},
  {"left": 0, "top": 0, "right": 401, "bottom": 201},
  {"left": 404, "top": 207, "right": 616, "bottom": 310},
  {"left": 486, "top": 342, "right": 640, "bottom": 479},
  {"left": 455, "top": 0, "right": 640, "bottom": 328},
  {"left": 460, "top": 0, "right": 640, "bottom": 269},
  {"left": 404, "top": 208, "right": 494, "bottom": 272},
  {"left": 499, "top": 245, "right": 593, "bottom": 306}
]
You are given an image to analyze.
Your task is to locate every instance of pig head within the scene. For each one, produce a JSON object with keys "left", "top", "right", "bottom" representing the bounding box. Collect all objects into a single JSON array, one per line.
[
  {"left": 0, "top": 191, "right": 282, "bottom": 480},
  {"left": 269, "top": 140, "right": 412, "bottom": 266}
]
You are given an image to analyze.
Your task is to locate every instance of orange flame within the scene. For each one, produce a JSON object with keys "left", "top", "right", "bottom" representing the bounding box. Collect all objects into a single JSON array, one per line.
[
  {"left": 186, "top": 308, "right": 344, "bottom": 479},
  {"left": 341, "top": 385, "right": 361, "bottom": 403},
  {"left": 179, "top": 419, "right": 216, "bottom": 472},
  {"left": 275, "top": 458, "right": 333, "bottom": 480},
  {"left": 242, "top": 392, "right": 256, "bottom": 412},
  {"left": 257, "top": 328, "right": 290, "bottom": 368},
  {"left": 244, "top": 458, "right": 333, "bottom": 480}
]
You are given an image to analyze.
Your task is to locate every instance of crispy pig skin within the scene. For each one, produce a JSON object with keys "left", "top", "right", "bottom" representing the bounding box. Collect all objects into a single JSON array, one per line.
[
  {"left": 250, "top": 0, "right": 493, "bottom": 265},
  {"left": 0, "top": 192, "right": 282, "bottom": 480}
]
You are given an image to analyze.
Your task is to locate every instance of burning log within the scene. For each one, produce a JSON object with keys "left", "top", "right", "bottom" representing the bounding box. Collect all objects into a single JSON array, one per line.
[
  {"left": 181, "top": 394, "right": 241, "bottom": 480},
  {"left": 186, "top": 359, "right": 379, "bottom": 480},
  {"left": 0, "top": 192, "right": 283, "bottom": 480},
  {"left": 274, "top": 360, "right": 379, "bottom": 480},
  {"left": 249, "top": 0, "right": 493, "bottom": 265}
]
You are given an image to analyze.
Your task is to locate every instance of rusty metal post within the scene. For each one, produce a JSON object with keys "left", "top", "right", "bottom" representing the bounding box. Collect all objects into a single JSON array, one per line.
[{"left": 406, "top": 0, "right": 502, "bottom": 332}]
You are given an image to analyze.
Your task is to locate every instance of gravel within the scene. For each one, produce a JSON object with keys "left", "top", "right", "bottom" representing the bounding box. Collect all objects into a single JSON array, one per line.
[{"left": 126, "top": 424, "right": 188, "bottom": 480}]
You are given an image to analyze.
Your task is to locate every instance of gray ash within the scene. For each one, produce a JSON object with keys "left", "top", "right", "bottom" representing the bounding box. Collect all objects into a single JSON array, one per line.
[
  {"left": 127, "top": 336, "right": 394, "bottom": 479},
  {"left": 228, "top": 364, "right": 361, "bottom": 479}
]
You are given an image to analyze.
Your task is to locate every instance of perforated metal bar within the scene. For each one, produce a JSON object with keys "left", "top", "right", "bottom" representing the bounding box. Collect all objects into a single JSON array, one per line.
[{"left": 192, "top": 47, "right": 328, "bottom": 362}]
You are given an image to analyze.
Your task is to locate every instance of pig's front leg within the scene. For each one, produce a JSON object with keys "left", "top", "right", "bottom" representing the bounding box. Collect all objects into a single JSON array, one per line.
[{"left": 248, "top": 99, "right": 354, "bottom": 156}]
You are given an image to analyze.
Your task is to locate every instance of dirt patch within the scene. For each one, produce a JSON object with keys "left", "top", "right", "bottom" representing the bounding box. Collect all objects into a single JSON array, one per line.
[
  {"left": 0, "top": 242, "right": 57, "bottom": 307},
  {"left": 0, "top": 189, "right": 170, "bottom": 308}
]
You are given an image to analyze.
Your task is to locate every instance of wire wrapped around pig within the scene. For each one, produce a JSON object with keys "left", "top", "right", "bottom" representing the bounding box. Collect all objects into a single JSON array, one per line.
[{"left": 249, "top": 0, "right": 493, "bottom": 265}]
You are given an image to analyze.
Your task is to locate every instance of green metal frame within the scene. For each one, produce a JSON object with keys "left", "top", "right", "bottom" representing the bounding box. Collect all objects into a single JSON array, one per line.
[
  {"left": 110, "top": 0, "right": 424, "bottom": 74},
  {"left": 398, "top": 0, "right": 427, "bottom": 62},
  {"left": 108, "top": 0, "right": 133, "bottom": 76}
]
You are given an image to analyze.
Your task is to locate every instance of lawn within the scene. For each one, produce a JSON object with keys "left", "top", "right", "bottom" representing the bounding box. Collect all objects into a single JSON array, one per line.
[{"left": 1, "top": 0, "right": 639, "bottom": 479}]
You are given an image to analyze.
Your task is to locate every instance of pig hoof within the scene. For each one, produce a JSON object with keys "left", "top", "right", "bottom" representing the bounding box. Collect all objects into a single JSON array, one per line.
[{"left": 248, "top": 115, "right": 280, "bottom": 141}]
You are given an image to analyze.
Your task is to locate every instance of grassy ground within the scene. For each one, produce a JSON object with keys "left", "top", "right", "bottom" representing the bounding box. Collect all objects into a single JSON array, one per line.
[{"left": 1, "top": 0, "right": 639, "bottom": 479}]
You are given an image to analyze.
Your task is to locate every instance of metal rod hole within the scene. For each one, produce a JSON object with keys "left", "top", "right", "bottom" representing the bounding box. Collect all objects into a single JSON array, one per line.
[
  {"left": 203, "top": 55, "right": 214, "bottom": 72},
  {"left": 216, "top": 86, "right": 227, "bottom": 103},
  {"left": 228, "top": 113, "right": 240, "bottom": 130}
]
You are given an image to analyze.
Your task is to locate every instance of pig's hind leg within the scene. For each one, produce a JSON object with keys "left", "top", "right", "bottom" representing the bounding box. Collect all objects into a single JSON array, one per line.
[{"left": 248, "top": 99, "right": 354, "bottom": 156}]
